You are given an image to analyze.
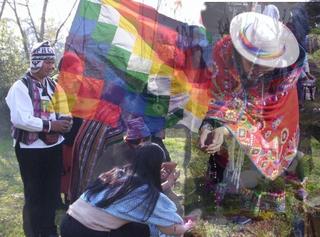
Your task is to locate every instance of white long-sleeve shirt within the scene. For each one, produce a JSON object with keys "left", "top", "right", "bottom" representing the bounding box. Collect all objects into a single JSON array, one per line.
[{"left": 6, "top": 78, "right": 65, "bottom": 148}]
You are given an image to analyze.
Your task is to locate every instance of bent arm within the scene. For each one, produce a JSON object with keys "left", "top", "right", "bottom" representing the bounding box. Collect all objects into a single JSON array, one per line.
[
  {"left": 6, "top": 81, "right": 45, "bottom": 132},
  {"left": 158, "top": 220, "right": 194, "bottom": 236}
]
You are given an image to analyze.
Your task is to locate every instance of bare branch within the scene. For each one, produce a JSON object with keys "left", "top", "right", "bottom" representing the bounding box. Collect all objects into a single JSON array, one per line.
[
  {"left": 39, "top": 0, "right": 49, "bottom": 42},
  {"left": 0, "top": 0, "right": 7, "bottom": 20},
  {"left": 7, "top": 0, "right": 29, "bottom": 59},
  {"left": 6, "top": 0, "right": 26, "bottom": 7},
  {"left": 53, "top": 0, "right": 78, "bottom": 46},
  {"left": 25, "top": 0, "right": 40, "bottom": 41}
]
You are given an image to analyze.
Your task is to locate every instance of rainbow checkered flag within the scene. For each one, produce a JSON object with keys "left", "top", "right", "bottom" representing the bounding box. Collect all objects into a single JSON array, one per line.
[{"left": 58, "top": 0, "right": 213, "bottom": 133}]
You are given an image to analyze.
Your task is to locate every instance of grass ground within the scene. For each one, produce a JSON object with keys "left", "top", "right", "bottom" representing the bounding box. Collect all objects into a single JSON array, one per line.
[
  {"left": 0, "top": 136, "right": 24, "bottom": 237},
  {"left": 0, "top": 125, "right": 319, "bottom": 237},
  {"left": 164, "top": 129, "right": 320, "bottom": 237}
]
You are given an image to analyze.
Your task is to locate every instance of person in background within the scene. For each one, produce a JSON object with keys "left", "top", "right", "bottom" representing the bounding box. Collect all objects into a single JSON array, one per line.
[
  {"left": 5, "top": 41, "right": 72, "bottom": 237},
  {"left": 262, "top": 4, "right": 280, "bottom": 20},
  {"left": 87, "top": 117, "right": 182, "bottom": 214},
  {"left": 121, "top": 117, "right": 180, "bottom": 195},
  {"left": 70, "top": 117, "right": 177, "bottom": 203},
  {"left": 286, "top": 4, "right": 315, "bottom": 109},
  {"left": 122, "top": 116, "right": 171, "bottom": 162},
  {"left": 151, "top": 129, "right": 171, "bottom": 162},
  {"left": 92, "top": 116, "right": 154, "bottom": 180},
  {"left": 286, "top": 4, "right": 316, "bottom": 198},
  {"left": 60, "top": 143, "right": 195, "bottom": 237},
  {"left": 299, "top": 54, "right": 316, "bottom": 104}
]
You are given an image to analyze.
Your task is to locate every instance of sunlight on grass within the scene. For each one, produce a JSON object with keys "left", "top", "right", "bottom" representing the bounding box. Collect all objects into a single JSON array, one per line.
[
  {"left": 0, "top": 137, "right": 24, "bottom": 237},
  {"left": 0, "top": 127, "right": 319, "bottom": 236}
]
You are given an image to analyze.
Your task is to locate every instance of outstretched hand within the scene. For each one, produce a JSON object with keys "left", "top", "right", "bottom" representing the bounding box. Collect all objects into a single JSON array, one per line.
[
  {"left": 167, "top": 169, "right": 180, "bottom": 186},
  {"left": 183, "top": 219, "right": 196, "bottom": 232}
]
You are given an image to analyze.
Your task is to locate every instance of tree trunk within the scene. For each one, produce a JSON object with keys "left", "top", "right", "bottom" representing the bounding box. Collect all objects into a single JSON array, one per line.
[
  {"left": 53, "top": 0, "right": 78, "bottom": 46},
  {"left": 26, "top": 0, "right": 40, "bottom": 42},
  {"left": 8, "top": 0, "right": 29, "bottom": 59},
  {"left": 0, "top": 0, "right": 7, "bottom": 20},
  {"left": 39, "top": 0, "right": 49, "bottom": 42}
]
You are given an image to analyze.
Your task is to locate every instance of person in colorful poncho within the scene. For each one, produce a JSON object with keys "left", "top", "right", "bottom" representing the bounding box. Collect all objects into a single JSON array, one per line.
[
  {"left": 199, "top": 11, "right": 305, "bottom": 187},
  {"left": 61, "top": 143, "right": 194, "bottom": 237}
]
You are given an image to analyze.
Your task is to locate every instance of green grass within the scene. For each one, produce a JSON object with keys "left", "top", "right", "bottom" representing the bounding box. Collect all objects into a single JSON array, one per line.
[
  {"left": 164, "top": 130, "right": 320, "bottom": 237},
  {"left": 1, "top": 127, "right": 320, "bottom": 237},
  {"left": 0, "top": 137, "right": 24, "bottom": 237}
]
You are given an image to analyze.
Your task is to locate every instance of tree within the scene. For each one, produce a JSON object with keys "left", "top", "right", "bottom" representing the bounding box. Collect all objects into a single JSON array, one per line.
[
  {"left": 305, "top": 2, "right": 320, "bottom": 29},
  {"left": 0, "top": 19, "right": 27, "bottom": 107},
  {"left": 6, "top": 0, "right": 77, "bottom": 58},
  {"left": 7, "top": 0, "right": 30, "bottom": 58},
  {"left": 202, "top": 2, "right": 248, "bottom": 37},
  {"left": 0, "top": 0, "right": 7, "bottom": 20}
]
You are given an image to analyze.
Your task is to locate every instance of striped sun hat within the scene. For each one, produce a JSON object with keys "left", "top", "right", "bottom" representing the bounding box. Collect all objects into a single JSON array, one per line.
[{"left": 230, "top": 12, "right": 299, "bottom": 68}]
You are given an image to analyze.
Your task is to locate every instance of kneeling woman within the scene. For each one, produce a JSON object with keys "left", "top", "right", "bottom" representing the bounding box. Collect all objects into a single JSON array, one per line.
[{"left": 60, "top": 143, "right": 194, "bottom": 237}]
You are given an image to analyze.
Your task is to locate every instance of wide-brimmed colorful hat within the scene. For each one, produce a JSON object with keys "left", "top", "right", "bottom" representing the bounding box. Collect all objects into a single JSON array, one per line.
[
  {"left": 230, "top": 12, "right": 299, "bottom": 68},
  {"left": 125, "top": 117, "right": 151, "bottom": 140}
]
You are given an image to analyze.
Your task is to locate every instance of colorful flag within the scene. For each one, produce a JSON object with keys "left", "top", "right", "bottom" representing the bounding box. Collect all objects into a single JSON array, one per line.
[
  {"left": 58, "top": 0, "right": 213, "bottom": 133},
  {"left": 57, "top": 0, "right": 306, "bottom": 181}
]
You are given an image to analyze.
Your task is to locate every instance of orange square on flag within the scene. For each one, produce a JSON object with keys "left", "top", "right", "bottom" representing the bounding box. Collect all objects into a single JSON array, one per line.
[
  {"left": 78, "top": 77, "right": 104, "bottom": 99},
  {"left": 71, "top": 97, "right": 100, "bottom": 120},
  {"left": 94, "top": 100, "right": 121, "bottom": 127},
  {"left": 58, "top": 72, "right": 83, "bottom": 94}
]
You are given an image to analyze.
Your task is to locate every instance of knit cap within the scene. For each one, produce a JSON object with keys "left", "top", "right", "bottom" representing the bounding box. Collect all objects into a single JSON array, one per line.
[
  {"left": 125, "top": 117, "right": 151, "bottom": 140},
  {"left": 30, "top": 41, "right": 55, "bottom": 73}
]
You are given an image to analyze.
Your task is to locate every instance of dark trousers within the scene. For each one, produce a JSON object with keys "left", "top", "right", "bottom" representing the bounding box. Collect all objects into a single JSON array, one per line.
[
  {"left": 297, "top": 77, "right": 304, "bottom": 103},
  {"left": 15, "top": 143, "right": 63, "bottom": 237},
  {"left": 60, "top": 214, "right": 150, "bottom": 237}
]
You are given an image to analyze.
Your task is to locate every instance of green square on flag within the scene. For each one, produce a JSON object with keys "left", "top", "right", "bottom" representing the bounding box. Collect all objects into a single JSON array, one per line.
[
  {"left": 92, "top": 22, "right": 117, "bottom": 43},
  {"left": 107, "top": 45, "right": 131, "bottom": 72},
  {"left": 125, "top": 70, "right": 149, "bottom": 93},
  {"left": 144, "top": 95, "right": 169, "bottom": 116},
  {"left": 165, "top": 108, "right": 184, "bottom": 128},
  {"left": 79, "top": 0, "right": 101, "bottom": 20}
]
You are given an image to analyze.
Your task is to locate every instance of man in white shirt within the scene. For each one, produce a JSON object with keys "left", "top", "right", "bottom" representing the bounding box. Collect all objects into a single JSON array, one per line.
[{"left": 6, "top": 41, "right": 72, "bottom": 237}]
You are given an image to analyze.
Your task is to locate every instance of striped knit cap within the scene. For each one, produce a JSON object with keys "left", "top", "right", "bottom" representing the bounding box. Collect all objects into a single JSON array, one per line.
[{"left": 30, "top": 41, "right": 55, "bottom": 73}]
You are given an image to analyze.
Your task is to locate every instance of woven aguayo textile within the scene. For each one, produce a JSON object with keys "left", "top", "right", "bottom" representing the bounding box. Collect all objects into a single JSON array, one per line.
[
  {"left": 207, "top": 36, "right": 304, "bottom": 180},
  {"left": 57, "top": 0, "right": 213, "bottom": 134},
  {"left": 69, "top": 120, "right": 124, "bottom": 202}
]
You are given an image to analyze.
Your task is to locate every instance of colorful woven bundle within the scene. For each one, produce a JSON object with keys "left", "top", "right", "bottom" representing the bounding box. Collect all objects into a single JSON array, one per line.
[{"left": 239, "top": 188, "right": 286, "bottom": 214}]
